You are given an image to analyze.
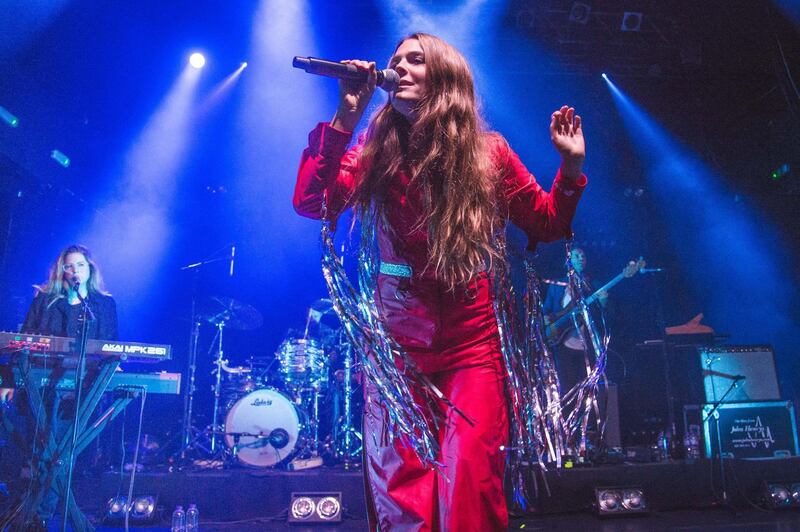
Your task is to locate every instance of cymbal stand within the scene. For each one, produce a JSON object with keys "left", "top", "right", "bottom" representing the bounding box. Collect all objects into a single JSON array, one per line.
[
  {"left": 209, "top": 320, "right": 227, "bottom": 454},
  {"left": 311, "top": 386, "right": 321, "bottom": 454},
  {"left": 180, "top": 315, "right": 201, "bottom": 458},
  {"left": 177, "top": 251, "right": 228, "bottom": 461},
  {"left": 334, "top": 342, "right": 362, "bottom": 465}
]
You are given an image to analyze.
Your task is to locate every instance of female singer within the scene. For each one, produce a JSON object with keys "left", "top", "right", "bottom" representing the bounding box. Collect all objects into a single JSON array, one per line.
[
  {"left": 294, "top": 33, "right": 586, "bottom": 530},
  {"left": 22, "top": 243, "right": 118, "bottom": 340}
]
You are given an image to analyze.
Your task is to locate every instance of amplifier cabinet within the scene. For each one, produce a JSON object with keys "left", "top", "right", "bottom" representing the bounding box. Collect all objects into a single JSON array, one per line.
[
  {"left": 701, "top": 401, "right": 798, "bottom": 460},
  {"left": 699, "top": 345, "right": 780, "bottom": 402}
]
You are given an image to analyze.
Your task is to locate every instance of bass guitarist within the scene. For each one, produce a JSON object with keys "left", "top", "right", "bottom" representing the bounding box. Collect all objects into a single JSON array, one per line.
[{"left": 542, "top": 247, "right": 609, "bottom": 393}]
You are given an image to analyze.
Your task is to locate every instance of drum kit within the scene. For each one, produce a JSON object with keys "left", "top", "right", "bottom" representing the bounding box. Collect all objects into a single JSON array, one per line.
[{"left": 178, "top": 296, "right": 362, "bottom": 470}]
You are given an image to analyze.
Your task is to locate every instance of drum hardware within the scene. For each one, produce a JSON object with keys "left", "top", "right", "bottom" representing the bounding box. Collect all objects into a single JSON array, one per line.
[
  {"left": 222, "top": 429, "right": 289, "bottom": 460},
  {"left": 199, "top": 295, "right": 264, "bottom": 455},
  {"left": 175, "top": 291, "right": 363, "bottom": 471},
  {"left": 303, "top": 298, "right": 335, "bottom": 338},
  {"left": 208, "top": 320, "right": 227, "bottom": 453},
  {"left": 275, "top": 337, "right": 332, "bottom": 456},
  {"left": 332, "top": 341, "right": 362, "bottom": 465},
  {"left": 199, "top": 296, "right": 264, "bottom": 331},
  {"left": 276, "top": 338, "right": 328, "bottom": 390},
  {"left": 224, "top": 388, "right": 304, "bottom": 467},
  {"left": 172, "top": 282, "right": 264, "bottom": 463},
  {"left": 178, "top": 249, "right": 239, "bottom": 462}
]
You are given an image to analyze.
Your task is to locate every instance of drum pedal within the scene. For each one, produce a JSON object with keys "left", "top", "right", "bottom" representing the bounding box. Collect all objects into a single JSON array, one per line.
[{"left": 287, "top": 455, "right": 324, "bottom": 471}]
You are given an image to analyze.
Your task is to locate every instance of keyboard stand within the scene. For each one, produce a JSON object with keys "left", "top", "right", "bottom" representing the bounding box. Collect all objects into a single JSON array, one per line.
[{"left": 2, "top": 352, "right": 135, "bottom": 531}]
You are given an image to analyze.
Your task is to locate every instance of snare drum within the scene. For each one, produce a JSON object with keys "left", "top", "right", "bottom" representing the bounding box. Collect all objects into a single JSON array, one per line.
[
  {"left": 224, "top": 388, "right": 304, "bottom": 467},
  {"left": 275, "top": 338, "right": 328, "bottom": 389}
]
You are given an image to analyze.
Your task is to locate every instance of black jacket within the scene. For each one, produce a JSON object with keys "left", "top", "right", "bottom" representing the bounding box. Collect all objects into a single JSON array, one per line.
[{"left": 21, "top": 291, "right": 118, "bottom": 341}]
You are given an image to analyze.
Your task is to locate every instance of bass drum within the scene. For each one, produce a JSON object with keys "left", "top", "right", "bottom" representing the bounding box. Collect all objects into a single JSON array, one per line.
[{"left": 224, "top": 388, "right": 303, "bottom": 467}]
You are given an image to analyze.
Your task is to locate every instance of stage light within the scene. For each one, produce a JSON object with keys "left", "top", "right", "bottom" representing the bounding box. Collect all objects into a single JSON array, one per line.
[
  {"left": 791, "top": 484, "right": 800, "bottom": 504},
  {"left": 0, "top": 106, "right": 19, "bottom": 128},
  {"left": 621, "top": 12, "right": 643, "bottom": 32},
  {"left": 189, "top": 52, "right": 206, "bottom": 69},
  {"left": 241, "top": 61, "right": 248, "bottom": 69},
  {"left": 770, "top": 163, "right": 790, "bottom": 181},
  {"left": 594, "top": 487, "right": 648, "bottom": 517},
  {"left": 106, "top": 496, "right": 128, "bottom": 521},
  {"left": 601, "top": 73, "right": 608, "bottom": 80},
  {"left": 51, "top": 149, "right": 71, "bottom": 168},
  {"left": 290, "top": 496, "right": 315, "bottom": 520},
  {"left": 317, "top": 496, "right": 341, "bottom": 520},
  {"left": 130, "top": 495, "right": 157, "bottom": 521},
  {"left": 621, "top": 488, "right": 646, "bottom": 510},
  {"left": 597, "top": 490, "right": 620, "bottom": 512},
  {"left": 288, "top": 492, "right": 342, "bottom": 523},
  {"left": 569, "top": 2, "right": 591, "bottom": 25},
  {"left": 763, "top": 481, "right": 800, "bottom": 509},
  {"left": 104, "top": 495, "right": 158, "bottom": 523}
]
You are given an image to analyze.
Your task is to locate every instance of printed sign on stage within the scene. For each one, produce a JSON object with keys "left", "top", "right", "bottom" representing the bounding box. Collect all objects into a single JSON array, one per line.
[{"left": 702, "top": 401, "right": 799, "bottom": 460}]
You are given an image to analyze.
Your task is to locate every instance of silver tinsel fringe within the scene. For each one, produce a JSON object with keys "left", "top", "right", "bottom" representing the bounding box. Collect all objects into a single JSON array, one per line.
[{"left": 318, "top": 197, "right": 607, "bottom": 507}]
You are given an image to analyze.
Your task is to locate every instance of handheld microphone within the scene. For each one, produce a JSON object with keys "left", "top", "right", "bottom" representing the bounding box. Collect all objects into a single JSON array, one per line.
[
  {"left": 70, "top": 276, "right": 81, "bottom": 290},
  {"left": 292, "top": 56, "right": 399, "bottom": 91},
  {"left": 229, "top": 245, "right": 236, "bottom": 277}
]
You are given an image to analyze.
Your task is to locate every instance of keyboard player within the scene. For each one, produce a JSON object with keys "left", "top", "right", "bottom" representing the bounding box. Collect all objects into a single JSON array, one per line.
[{"left": 1, "top": 243, "right": 118, "bottom": 530}]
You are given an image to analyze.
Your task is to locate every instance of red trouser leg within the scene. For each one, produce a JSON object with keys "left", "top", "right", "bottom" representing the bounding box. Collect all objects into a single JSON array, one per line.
[
  {"left": 437, "top": 356, "right": 508, "bottom": 531},
  {"left": 363, "top": 356, "right": 509, "bottom": 531},
  {"left": 364, "top": 387, "right": 437, "bottom": 531}
]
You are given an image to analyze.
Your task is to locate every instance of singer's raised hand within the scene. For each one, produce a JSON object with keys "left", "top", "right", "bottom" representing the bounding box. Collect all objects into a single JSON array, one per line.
[
  {"left": 332, "top": 60, "right": 377, "bottom": 133},
  {"left": 550, "top": 105, "right": 585, "bottom": 181}
]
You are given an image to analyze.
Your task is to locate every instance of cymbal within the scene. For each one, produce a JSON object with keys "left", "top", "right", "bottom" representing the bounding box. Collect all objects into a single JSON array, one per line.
[
  {"left": 198, "top": 296, "right": 263, "bottom": 330},
  {"left": 310, "top": 298, "right": 335, "bottom": 314}
]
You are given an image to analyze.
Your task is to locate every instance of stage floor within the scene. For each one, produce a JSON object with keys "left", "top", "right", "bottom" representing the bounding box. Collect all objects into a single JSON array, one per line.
[
  {"left": 25, "top": 457, "right": 800, "bottom": 530},
  {"left": 36, "top": 507, "right": 800, "bottom": 531}
]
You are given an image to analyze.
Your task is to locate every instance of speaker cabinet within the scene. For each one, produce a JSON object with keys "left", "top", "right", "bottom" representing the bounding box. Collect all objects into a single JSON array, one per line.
[{"left": 699, "top": 345, "right": 780, "bottom": 402}]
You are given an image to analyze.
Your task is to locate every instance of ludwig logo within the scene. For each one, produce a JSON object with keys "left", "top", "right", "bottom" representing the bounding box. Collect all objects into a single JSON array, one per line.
[{"left": 251, "top": 398, "right": 273, "bottom": 406}]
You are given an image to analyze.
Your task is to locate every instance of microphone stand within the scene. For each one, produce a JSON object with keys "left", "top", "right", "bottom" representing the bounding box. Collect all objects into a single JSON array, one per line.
[
  {"left": 61, "top": 286, "right": 95, "bottom": 532},
  {"left": 702, "top": 368, "right": 744, "bottom": 508},
  {"left": 176, "top": 246, "right": 233, "bottom": 462}
]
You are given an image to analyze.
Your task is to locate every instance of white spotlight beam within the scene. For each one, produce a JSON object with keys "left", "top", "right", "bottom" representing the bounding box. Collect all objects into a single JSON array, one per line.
[{"left": 82, "top": 64, "right": 202, "bottom": 297}]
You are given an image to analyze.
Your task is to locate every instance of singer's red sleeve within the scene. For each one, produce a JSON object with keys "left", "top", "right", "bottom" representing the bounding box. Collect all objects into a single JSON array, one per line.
[
  {"left": 293, "top": 122, "right": 361, "bottom": 220},
  {"left": 494, "top": 135, "right": 587, "bottom": 250}
]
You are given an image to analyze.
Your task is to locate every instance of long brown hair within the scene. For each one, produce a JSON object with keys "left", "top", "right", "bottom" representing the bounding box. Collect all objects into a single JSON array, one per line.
[
  {"left": 354, "top": 33, "right": 501, "bottom": 288},
  {"left": 35, "top": 244, "right": 110, "bottom": 306}
]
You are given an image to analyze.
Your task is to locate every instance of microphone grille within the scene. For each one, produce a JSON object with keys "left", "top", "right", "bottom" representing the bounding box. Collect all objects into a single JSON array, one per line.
[{"left": 379, "top": 69, "right": 400, "bottom": 91}]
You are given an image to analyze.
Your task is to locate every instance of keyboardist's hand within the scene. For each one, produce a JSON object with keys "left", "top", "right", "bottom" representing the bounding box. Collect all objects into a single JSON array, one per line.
[{"left": 0, "top": 388, "right": 13, "bottom": 403}]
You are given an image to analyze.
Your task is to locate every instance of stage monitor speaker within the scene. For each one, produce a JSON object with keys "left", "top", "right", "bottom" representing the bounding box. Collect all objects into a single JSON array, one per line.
[{"left": 699, "top": 345, "right": 780, "bottom": 403}]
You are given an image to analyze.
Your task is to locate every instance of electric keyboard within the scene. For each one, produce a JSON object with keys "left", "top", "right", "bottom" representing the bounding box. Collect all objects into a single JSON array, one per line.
[
  {"left": 11, "top": 367, "right": 181, "bottom": 395},
  {"left": 0, "top": 332, "right": 171, "bottom": 362}
]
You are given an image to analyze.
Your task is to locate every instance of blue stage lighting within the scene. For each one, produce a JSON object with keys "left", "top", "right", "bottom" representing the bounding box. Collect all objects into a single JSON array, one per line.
[
  {"left": 51, "top": 149, "right": 71, "bottom": 167},
  {"left": 603, "top": 74, "right": 797, "bottom": 368},
  {"left": 189, "top": 52, "right": 206, "bottom": 69},
  {"left": 0, "top": 106, "right": 19, "bottom": 128}
]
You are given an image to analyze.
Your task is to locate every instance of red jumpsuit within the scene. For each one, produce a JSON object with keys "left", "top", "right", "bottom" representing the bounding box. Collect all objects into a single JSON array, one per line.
[{"left": 294, "top": 123, "right": 585, "bottom": 531}]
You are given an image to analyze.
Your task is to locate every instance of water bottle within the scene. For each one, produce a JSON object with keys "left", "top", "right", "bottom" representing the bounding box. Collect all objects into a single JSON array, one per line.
[
  {"left": 655, "top": 431, "right": 668, "bottom": 462},
  {"left": 682, "top": 431, "right": 695, "bottom": 463},
  {"left": 171, "top": 505, "right": 186, "bottom": 532},
  {"left": 186, "top": 503, "right": 200, "bottom": 531},
  {"left": 684, "top": 425, "right": 702, "bottom": 463}
]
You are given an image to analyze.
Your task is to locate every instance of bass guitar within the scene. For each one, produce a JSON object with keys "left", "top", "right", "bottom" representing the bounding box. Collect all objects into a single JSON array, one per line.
[{"left": 545, "top": 257, "right": 646, "bottom": 345}]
